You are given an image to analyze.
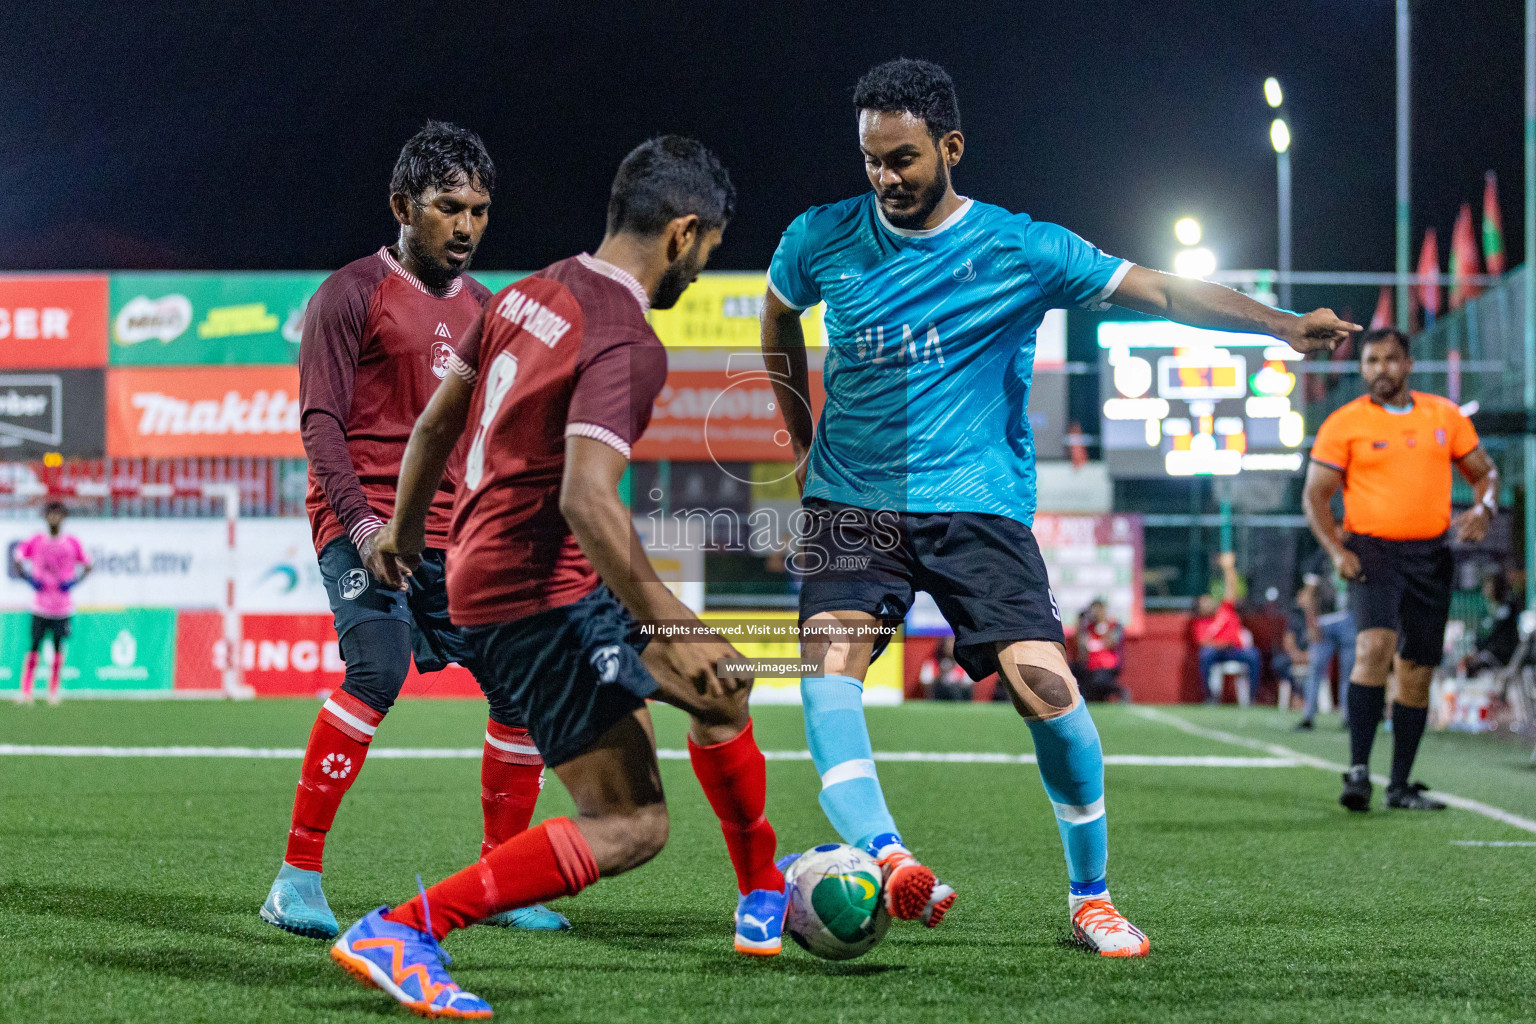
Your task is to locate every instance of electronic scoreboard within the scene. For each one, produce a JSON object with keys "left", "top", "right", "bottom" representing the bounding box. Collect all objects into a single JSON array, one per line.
[{"left": 1097, "top": 321, "right": 1307, "bottom": 478}]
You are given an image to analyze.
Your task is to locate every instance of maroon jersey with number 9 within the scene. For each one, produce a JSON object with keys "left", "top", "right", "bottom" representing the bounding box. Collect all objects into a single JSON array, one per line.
[{"left": 446, "top": 254, "right": 668, "bottom": 626}]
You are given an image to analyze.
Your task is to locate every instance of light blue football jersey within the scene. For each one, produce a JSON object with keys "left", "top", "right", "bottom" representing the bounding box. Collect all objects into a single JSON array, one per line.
[{"left": 768, "top": 192, "right": 1129, "bottom": 526}]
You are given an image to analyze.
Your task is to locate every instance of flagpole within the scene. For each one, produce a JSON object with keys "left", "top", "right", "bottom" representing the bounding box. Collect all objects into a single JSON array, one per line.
[
  {"left": 1524, "top": 0, "right": 1535, "bottom": 610},
  {"left": 1396, "top": 0, "right": 1411, "bottom": 331}
]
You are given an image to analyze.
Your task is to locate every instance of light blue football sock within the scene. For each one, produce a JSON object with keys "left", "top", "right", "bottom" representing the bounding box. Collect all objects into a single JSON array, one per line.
[
  {"left": 1025, "top": 702, "right": 1108, "bottom": 890},
  {"left": 801, "top": 674, "right": 899, "bottom": 851}
]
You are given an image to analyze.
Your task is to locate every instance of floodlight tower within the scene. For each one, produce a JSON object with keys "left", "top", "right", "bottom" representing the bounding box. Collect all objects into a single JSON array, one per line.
[{"left": 1265, "top": 78, "right": 1292, "bottom": 311}]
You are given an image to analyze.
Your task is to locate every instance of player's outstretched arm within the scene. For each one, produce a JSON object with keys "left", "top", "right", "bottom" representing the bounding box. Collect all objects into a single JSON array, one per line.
[
  {"left": 368, "top": 372, "right": 475, "bottom": 588},
  {"left": 1302, "top": 461, "right": 1359, "bottom": 579},
  {"left": 760, "top": 288, "right": 816, "bottom": 494},
  {"left": 1109, "top": 265, "right": 1361, "bottom": 355},
  {"left": 560, "top": 435, "right": 743, "bottom": 701}
]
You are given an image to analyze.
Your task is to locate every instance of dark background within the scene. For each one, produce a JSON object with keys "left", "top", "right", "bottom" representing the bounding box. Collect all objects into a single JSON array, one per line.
[{"left": 0, "top": 1, "right": 1525, "bottom": 277}]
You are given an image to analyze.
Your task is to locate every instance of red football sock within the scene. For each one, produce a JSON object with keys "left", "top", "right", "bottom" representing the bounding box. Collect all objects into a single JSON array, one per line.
[
  {"left": 480, "top": 720, "right": 546, "bottom": 857},
  {"left": 46, "top": 646, "right": 63, "bottom": 698},
  {"left": 283, "top": 692, "right": 383, "bottom": 872},
  {"left": 20, "top": 651, "right": 36, "bottom": 698},
  {"left": 386, "top": 816, "right": 598, "bottom": 940},
  {"left": 688, "top": 719, "right": 784, "bottom": 895}
]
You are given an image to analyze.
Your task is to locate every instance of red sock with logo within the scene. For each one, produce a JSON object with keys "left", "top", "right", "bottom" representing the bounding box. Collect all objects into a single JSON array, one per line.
[
  {"left": 688, "top": 719, "right": 784, "bottom": 895},
  {"left": 284, "top": 692, "right": 383, "bottom": 872},
  {"left": 386, "top": 817, "right": 598, "bottom": 940},
  {"left": 480, "top": 720, "right": 546, "bottom": 857},
  {"left": 19, "top": 652, "right": 37, "bottom": 699}
]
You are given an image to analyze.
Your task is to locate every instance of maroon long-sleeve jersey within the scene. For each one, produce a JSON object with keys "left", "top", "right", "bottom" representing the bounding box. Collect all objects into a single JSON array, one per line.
[
  {"left": 299, "top": 246, "right": 492, "bottom": 554},
  {"left": 445, "top": 253, "right": 667, "bottom": 626}
]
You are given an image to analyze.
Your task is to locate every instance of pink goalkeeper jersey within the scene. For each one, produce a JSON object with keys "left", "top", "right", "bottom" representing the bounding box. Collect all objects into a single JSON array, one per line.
[{"left": 17, "top": 532, "right": 89, "bottom": 618}]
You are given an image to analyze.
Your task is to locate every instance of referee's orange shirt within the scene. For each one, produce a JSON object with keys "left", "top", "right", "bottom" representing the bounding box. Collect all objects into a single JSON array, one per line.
[{"left": 1310, "top": 392, "right": 1479, "bottom": 541}]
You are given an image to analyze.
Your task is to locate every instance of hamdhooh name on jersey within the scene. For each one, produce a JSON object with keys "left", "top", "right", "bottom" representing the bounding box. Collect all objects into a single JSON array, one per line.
[{"left": 494, "top": 288, "right": 573, "bottom": 348}]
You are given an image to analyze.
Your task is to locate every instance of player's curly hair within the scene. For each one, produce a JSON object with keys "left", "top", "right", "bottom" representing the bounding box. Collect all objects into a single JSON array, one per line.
[
  {"left": 389, "top": 121, "right": 496, "bottom": 204},
  {"left": 853, "top": 58, "right": 961, "bottom": 142},
  {"left": 606, "top": 135, "right": 736, "bottom": 236}
]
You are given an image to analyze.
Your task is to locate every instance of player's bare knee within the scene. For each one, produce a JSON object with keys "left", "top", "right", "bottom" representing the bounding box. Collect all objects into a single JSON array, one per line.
[
  {"left": 1396, "top": 666, "right": 1433, "bottom": 708},
  {"left": 1008, "top": 665, "right": 1077, "bottom": 720},
  {"left": 1353, "top": 631, "right": 1395, "bottom": 683}
]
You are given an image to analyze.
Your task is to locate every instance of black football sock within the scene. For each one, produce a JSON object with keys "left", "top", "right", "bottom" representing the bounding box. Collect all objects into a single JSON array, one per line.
[
  {"left": 1347, "top": 683, "right": 1386, "bottom": 768},
  {"left": 1388, "top": 703, "right": 1429, "bottom": 789}
]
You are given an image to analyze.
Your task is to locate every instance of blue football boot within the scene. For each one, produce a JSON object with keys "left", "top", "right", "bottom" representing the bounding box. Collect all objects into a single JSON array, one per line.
[
  {"left": 478, "top": 904, "right": 572, "bottom": 931},
  {"left": 331, "top": 906, "right": 493, "bottom": 1019},
  {"left": 260, "top": 864, "right": 339, "bottom": 939},
  {"left": 734, "top": 871, "right": 791, "bottom": 956}
]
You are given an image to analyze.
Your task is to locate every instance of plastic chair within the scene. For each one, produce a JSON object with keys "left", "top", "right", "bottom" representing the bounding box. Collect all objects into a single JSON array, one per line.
[{"left": 1208, "top": 660, "right": 1252, "bottom": 708}]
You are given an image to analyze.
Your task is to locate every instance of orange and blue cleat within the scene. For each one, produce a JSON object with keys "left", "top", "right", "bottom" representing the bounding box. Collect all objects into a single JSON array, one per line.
[
  {"left": 734, "top": 884, "right": 789, "bottom": 956},
  {"left": 331, "top": 905, "right": 493, "bottom": 1019}
]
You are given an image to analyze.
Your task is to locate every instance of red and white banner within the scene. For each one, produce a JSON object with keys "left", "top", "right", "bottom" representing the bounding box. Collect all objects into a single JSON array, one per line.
[
  {"left": 0, "top": 276, "right": 109, "bottom": 368},
  {"left": 106, "top": 366, "right": 303, "bottom": 457},
  {"left": 174, "top": 612, "right": 481, "bottom": 698},
  {"left": 633, "top": 368, "right": 826, "bottom": 461}
]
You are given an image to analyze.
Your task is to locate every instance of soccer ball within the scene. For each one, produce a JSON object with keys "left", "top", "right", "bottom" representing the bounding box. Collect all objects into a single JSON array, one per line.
[{"left": 784, "top": 843, "right": 891, "bottom": 961}]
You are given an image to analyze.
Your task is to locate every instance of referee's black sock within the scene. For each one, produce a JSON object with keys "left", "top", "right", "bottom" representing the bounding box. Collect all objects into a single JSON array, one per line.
[
  {"left": 1388, "top": 703, "right": 1429, "bottom": 789},
  {"left": 1347, "top": 683, "right": 1386, "bottom": 768}
]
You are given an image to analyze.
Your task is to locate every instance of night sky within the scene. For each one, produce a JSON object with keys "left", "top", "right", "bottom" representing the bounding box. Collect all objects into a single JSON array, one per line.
[{"left": 1, "top": 1, "right": 1526, "bottom": 284}]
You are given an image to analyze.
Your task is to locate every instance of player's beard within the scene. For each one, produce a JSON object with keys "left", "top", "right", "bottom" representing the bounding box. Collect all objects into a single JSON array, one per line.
[
  {"left": 1368, "top": 372, "right": 1408, "bottom": 404},
  {"left": 880, "top": 160, "right": 950, "bottom": 230},
  {"left": 404, "top": 233, "right": 473, "bottom": 291},
  {"left": 652, "top": 239, "right": 706, "bottom": 310}
]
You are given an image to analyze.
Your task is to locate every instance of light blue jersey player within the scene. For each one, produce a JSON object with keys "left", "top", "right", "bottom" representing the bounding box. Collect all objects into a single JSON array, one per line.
[{"left": 761, "top": 58, "right": 1359, "bottom": 956}]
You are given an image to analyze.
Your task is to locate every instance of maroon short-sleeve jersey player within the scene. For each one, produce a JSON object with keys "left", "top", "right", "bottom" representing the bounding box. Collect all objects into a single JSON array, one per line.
[
  {"left": 445, "top": 253, "right": 668, "bottom": 626},
  {"left": 300, "top": 246, "right": 492, "bottom": 554}
]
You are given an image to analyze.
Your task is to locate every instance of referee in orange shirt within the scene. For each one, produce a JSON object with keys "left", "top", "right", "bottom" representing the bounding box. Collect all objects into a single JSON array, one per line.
[{"left": 1303, "top": 328, "right": 1498, "bottom": 812}]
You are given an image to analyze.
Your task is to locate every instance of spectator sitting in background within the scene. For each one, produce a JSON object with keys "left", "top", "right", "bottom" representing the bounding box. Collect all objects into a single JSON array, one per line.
[
  {"left": 918, "top": 636, "right": 973, "bottom": 701},
  {"left": 1192, "top": 551, "right": 1263, "bottom": 703},
  {"left": 1464, "top": 571, "right": 1524, "bottom": 674},
  {"left": 1075, "top": 599, "right": 1131, "bottom": 703},
  {"left": 1295, "top": 546, "right": 1355, "bottom": 731}
]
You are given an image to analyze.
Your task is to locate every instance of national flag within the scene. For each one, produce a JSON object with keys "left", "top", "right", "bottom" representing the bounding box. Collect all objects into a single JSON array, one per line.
[
  {"left": 1416, "top": 227, "right": 1440, "bottom": 325},
  {"left": 1369, "top": 285, "right": 1393, "bottom": 330},
  {"left": 1449, "top": 202, "right": 1482, "bottom": 309},
  {"left": 1483, "top": 170, "right": 1506, "bottom": 276}
]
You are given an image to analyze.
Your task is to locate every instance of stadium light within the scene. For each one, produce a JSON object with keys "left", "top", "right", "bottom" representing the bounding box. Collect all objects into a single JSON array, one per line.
[
  {"left": 1264, "top": 77, "right": 1283, "bottom": 109},
  {"left": 1174, "top": 247, "right": 1217, "bottom": 278},
  {"left": 1270, "top": 118, "right": 1291, "bottom": 154},
  {"left": 1174, "top": 217, "right": 1202, "bottom": 246}
]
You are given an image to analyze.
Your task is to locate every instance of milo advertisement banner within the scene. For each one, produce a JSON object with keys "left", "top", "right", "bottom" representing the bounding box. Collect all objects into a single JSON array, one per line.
[
  {"left": 110, "top": 270, "right": 529, "bottom": 365},
  {"left": 110, "top": 273, "right": 327, "bottom": 365},
  {"left": 0, "top": 609, "right": 176, "bottom": 692}
]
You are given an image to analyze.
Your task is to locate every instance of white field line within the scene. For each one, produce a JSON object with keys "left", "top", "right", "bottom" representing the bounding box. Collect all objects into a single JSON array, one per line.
[
  {"left": 1451, "top": 840, "right": 1536, "bottom": 847},
  {"left": 0, "top": 743, "right": 1295, "bottom": 769},
  {"left": 1128, "top": 705, "right": 1536, "bottom": 836}
]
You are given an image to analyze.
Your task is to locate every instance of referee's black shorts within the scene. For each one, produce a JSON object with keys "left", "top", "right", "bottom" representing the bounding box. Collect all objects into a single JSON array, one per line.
[{"left": 1345, "top": 532, "right": 1452, "bottom": 667}]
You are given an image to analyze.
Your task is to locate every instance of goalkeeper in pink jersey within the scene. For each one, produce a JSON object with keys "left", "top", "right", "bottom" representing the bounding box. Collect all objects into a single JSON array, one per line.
[{"left": 11, "top": 501, "right": 91, "bottom": 705}]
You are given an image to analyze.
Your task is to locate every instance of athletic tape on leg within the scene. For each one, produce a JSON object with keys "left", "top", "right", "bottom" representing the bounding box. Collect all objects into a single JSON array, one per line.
[
  {"left": 802, "top": 674, "right": 899, "bottom": 850},
  {"left": 1026, "top": 702, "right": 1108, "bottom": 886}
]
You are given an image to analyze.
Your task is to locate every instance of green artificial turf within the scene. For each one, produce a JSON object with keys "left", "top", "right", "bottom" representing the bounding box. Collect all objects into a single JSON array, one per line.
[{"left": 3, "top": 700, "right": 1535, "bottom": 1023}]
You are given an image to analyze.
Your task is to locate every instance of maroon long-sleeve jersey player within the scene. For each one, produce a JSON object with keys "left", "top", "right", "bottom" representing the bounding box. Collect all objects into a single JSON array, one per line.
[
  {"left": 333, "top": 138, "right": 790, "bottom": 1017},
  {"left": 261, "top": 121, "right": 565, "bottom": 941}
]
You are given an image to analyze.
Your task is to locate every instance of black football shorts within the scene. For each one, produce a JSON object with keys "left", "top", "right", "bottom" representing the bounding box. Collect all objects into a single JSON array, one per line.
[
  {"left": 1344, "top": 532, "right": 1453, "bottom": 667},
  {"left": 796, "top": 497, "right": 1065, "bottom": 682}
]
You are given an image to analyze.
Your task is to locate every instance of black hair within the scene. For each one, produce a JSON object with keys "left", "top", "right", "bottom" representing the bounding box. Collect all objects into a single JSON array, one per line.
[
  {"left": 606, "top": 136, "right": 735, "bottom": 236},
  {"left": 853, "top": 58, "right": 962, "bottom": 142},
  {"left": 43, "top": 500, "right": 66, "bottom": 517},
  {"left": 389, "top": 121, "right": 496, "bottom": 204},
  {"left": 1359, "top": 327, "right": 1410, "bottom": 359}
]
